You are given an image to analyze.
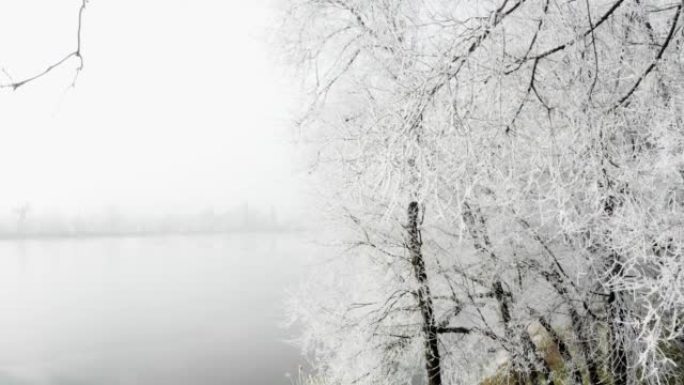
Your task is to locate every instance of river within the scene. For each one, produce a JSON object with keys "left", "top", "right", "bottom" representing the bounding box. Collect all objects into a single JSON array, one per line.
[{"left": 0, "top": 232, "right": 316, "bottom": 385}]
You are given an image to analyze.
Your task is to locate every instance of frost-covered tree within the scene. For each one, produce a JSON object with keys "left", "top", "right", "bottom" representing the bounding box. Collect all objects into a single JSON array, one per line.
[{"left": 282, "top": 1, "right": 684, "bottom": 384}]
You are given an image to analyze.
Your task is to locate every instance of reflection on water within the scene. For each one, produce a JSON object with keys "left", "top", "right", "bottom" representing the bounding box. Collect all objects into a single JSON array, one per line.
[{"left": 0, "top": 233, "right": 314, "bottom": 385}]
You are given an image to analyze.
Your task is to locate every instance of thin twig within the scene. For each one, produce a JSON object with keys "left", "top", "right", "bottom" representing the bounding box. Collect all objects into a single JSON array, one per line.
[
  {"left": 1, "top": 0, "right": 88, "bottom": 90},
  {"left": 612, "top": 3, "right": 683, "bottom": 109},
  {"left": 528, "top": 0, "right": 627, "bottom": 61}
]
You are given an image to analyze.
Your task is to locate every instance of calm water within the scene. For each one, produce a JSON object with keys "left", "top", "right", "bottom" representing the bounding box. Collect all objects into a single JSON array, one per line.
[{"left": 0, "top": 233, "right": 316, "bottom": 385}]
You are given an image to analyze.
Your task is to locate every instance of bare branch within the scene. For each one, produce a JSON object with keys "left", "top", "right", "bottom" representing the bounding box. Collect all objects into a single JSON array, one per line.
[
  {"left": 1, "top": 0, "right": 88, "bottom": 90},
  {"left": 612, "top": 3, "right": 683, "bottom": 108},
  {"left": 529, "top": 0, "right": 627, "bottom": 61}
]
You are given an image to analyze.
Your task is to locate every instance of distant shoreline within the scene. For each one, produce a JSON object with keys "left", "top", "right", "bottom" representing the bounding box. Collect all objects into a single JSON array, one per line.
[{"left": 0, "top": 228, "right": 306, "bottom": 241}]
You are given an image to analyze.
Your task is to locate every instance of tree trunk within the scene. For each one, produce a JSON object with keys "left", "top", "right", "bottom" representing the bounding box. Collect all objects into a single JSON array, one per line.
[
  {"left": 602, "top": 185, "right": 628, "bottom": 385},
  {"left": 541, "top": 270, "right": 601, "bottom": 385},
  {"left": 407, "top": 202, "right": 442, "bottom": 385},
  {"left": 608, "top": 253, "right": 628, "bottom": 385},
  {"left": 538, "top": 316, "right": 583, "bottom": 385}
]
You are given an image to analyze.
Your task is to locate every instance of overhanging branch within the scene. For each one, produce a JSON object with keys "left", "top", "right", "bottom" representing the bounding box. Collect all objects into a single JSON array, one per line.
[{"left": 1, "top": 0, "right": 88, "bottom": 90}]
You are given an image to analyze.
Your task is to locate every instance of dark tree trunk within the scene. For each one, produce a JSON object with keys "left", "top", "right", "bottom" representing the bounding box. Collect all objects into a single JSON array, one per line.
[
  {"left": 601, "top": 181, "right": 629, "bottom": 385},
  {"left": 493, "top": 281, "right": 511, "bottom": 326},
  {"left": 407, "top": 202, "right": 442, "bottom": 385},
  {"left": 538, "top": 316, "right": 583, "bottom": 385},
  {"left": 520, "top": 330, "right": 550, "bottom": 385},
  {"left": 541, "top": 269, "right": 601, "bottom": 385},
  {"left": 608, "top": 253, "right": 628, "bottom": 385}
]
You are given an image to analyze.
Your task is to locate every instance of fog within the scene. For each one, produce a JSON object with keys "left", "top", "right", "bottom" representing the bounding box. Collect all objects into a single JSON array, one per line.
[
  {"left": 0, "top": 1, "right": 315, "bottom": 384},
  {"left": 0, "top": 0, "right": 301, "bottom": 217}
]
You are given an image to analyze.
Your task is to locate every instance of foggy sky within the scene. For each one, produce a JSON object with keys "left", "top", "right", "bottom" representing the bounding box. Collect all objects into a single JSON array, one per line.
[{"left": 0, "top": 0, "right": 301, "bottom": 218}]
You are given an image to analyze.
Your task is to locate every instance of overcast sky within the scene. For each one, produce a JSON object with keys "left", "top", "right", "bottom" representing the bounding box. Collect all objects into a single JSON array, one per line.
[{"left": 0, "top": 0, "right": 301, "bottom": 218}]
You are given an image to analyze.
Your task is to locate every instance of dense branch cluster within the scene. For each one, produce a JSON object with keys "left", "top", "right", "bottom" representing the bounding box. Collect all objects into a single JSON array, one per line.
[{"left": 283, "top": 1, "right": 684, "bottom": 384}]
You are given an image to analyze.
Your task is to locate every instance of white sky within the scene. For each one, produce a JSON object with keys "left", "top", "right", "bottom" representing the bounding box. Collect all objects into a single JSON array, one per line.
[{"left": 0, "top": 0, "right": 301, "bottom": 217}]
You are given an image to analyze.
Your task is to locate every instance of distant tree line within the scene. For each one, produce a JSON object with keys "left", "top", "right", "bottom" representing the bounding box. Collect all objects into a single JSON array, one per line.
[{"left": 0, "top": 204, "right": 291, "bottom": 238}]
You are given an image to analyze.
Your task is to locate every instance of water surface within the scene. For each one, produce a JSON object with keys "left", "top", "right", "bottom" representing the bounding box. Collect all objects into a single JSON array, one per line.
[{"left": 0, "top": 233, "right": 314, "bottom": 385}]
